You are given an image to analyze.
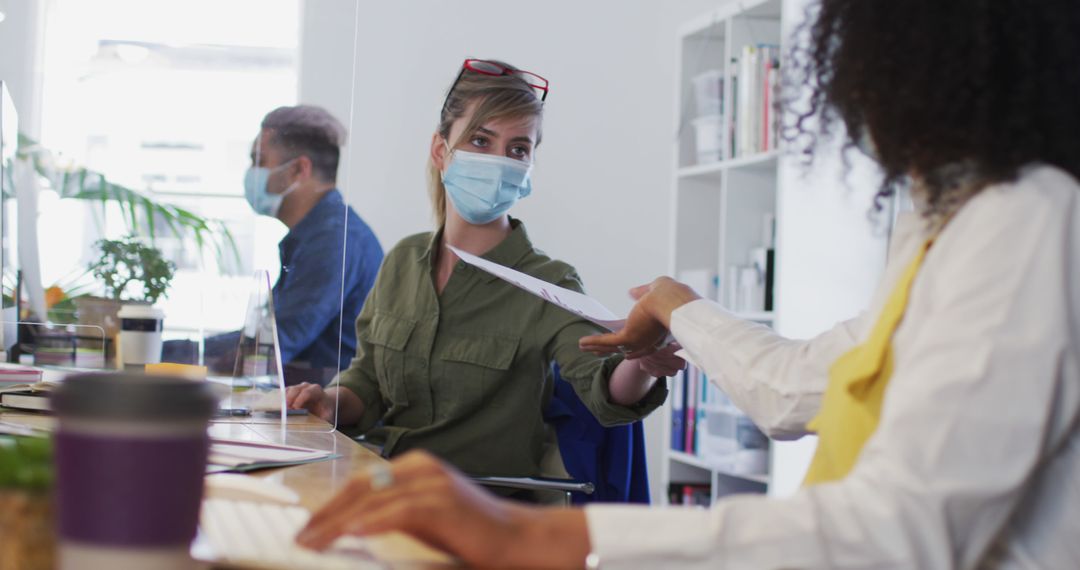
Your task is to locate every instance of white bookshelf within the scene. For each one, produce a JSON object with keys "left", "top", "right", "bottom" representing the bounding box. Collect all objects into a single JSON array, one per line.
[
  {"left": 661, "top": 0, "right": 788, "bottom": 506},
  {"left": 657, "top": 0, "right": 892, "bottom": 507}
]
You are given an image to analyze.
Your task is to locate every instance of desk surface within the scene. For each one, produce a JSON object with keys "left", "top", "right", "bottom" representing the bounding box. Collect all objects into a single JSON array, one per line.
[
  {"left": 207, "top": 415, "right": 378, "bottom": 511},
  {"left": 0, "top": 411, "right": 454, "bottom": 568}
]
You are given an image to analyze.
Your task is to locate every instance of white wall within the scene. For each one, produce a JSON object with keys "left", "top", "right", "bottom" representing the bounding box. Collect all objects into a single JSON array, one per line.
[
  {"left": 301, "top": 0, "right": 718, "bottom": 315},
  {"left": 770, "top": 139, "right": 887, "bottom": 496}
]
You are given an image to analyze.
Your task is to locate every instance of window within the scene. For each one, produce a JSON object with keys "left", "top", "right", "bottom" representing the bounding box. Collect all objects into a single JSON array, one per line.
[{"left": 38, "top": 0, "right": 300, "bottom": 336}]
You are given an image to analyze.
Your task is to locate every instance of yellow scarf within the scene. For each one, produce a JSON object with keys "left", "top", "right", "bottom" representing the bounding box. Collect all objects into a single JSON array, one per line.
[{"left": 803, "top": 236, "right": 935, "bottom": 485}]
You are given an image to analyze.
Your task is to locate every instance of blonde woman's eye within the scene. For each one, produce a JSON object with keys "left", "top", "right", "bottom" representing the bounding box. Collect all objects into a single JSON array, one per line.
[
  {"left": 510, "top": 146, "right": 531, "bottom": 159},
  {"left": 470, "top": 136, "right": 489, "bottom": 148}
]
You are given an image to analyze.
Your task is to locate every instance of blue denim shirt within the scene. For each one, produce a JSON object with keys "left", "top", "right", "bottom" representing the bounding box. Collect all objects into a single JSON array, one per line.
[{"left": 274, "top": 189, "right": 383, "bottom": 370}]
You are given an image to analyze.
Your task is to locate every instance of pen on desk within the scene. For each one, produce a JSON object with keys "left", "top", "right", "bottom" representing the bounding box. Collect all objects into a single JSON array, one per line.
[{"left": 214, "top": 408, "right": 252, "bottom": 418}]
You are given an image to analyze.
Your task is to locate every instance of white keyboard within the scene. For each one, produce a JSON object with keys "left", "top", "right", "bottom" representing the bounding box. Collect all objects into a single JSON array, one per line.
[{"left": 198, "top": 498, "right": 384, "bottom": 569}]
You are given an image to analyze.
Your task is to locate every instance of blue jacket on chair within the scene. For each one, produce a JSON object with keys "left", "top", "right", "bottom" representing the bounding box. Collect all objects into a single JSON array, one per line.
[{"left": 543, "top": 367, "right": 651, "bottom": 505}]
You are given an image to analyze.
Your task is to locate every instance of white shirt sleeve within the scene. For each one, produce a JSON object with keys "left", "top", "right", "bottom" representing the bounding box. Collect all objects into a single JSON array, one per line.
[
  {"left": 586, "top": 168, "right": 1080, "bottom": 569},
  {"left": 670, "top": 300, "right": 864, "bottom": 438}
]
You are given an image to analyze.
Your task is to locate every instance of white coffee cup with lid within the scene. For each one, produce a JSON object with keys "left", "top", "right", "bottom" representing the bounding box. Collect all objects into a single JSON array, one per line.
[{"left": 117, "top": 305, "right": 165, "bottom": 368}]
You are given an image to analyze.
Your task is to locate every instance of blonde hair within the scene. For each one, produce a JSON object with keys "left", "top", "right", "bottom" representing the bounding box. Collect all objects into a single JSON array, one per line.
[{"left": 427, "top": 60, "right": 545, "bottom": 227}]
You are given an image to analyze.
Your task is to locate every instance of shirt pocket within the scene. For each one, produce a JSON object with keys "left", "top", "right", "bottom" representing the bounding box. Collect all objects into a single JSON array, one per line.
[
  {"left": 364, "top": 312, "right": 416, "bottom": 407},
  {"left": 438, "top": 333, "right": 520, "bottom": 412}
]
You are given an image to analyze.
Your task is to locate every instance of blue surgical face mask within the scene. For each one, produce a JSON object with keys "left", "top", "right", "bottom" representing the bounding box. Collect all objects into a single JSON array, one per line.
[
  {"left": 442, "top": 146, "right": 533, "bottom": 225},
  {"left": 243, "top": 160, "right": 298, "bottom": 217}
]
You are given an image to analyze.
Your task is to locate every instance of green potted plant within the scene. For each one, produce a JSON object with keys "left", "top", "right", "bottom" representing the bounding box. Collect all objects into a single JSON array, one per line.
[
  {"left": 87, "top": 235, "right": 176, "bottom": 305},
  {"left": 73, "top": 236, "right": 176, "bottom": 366}
]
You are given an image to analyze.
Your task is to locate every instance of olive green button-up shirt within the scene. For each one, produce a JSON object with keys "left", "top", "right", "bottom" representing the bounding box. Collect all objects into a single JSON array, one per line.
[{"left": 334, "top": 219, "right": 667, "bottom": 478}]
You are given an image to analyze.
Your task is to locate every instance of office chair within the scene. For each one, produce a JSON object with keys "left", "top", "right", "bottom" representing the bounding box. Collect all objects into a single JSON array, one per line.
[{"left": 472, "top": 365, "right": 651, "bottom": 506}]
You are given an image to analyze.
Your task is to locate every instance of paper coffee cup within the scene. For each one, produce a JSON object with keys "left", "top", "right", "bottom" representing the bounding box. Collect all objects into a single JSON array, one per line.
[
  {"left": 117, "top": 305, "right": 165, "bottom": 367},
  {"left": 51, "top": 372, "right": 217, "bottom": 570}
]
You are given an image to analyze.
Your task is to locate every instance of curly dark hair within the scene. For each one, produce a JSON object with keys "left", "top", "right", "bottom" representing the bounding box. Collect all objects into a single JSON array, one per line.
[{"left": 786, "top": 0, "right": 1080, "bottom": 218}]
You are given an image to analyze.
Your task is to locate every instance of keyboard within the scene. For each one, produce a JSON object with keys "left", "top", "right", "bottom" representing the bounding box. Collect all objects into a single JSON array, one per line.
[{"left": 197, "top": 498, "right": 385, "bottom": 569}]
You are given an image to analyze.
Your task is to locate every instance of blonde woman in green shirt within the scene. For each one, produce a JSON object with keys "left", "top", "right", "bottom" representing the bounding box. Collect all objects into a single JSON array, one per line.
[{"left": 286, "top": 59, "right": 680, "bottom": 481}]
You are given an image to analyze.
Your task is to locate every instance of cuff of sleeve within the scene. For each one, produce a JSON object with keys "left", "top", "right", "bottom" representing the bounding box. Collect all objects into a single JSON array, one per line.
[
  {"left": 671, "top": 299, "right": 745, "bottom": 369},
  {"left": 329, "top": 372, "right": 383, "bottom": 433},
  {"left": 585, "top": 504, "right": 717, "bottom": 568},
  {"left": 579, "top": 356, "right": 669, "bottom": 426}
]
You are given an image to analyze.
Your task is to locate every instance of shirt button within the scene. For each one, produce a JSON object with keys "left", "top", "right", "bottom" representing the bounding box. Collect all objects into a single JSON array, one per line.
[{"left": 456, "top": 261, "right": 466, "bottom": 270}]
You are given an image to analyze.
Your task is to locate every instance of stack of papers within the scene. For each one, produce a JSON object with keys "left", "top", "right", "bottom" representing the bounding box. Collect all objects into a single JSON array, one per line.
[
  {"left": 0, "top": 420, "right": 44, "bottom": 436},
  {"left": 208, "top": 437, "right": 338, "bottom": 473}
]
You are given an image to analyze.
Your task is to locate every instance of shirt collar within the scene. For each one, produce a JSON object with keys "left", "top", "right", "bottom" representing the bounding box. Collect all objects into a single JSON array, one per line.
[
  {"left": 420, "top": 217, "right": 534, "bottom": 280},
  {"left": 282, "top": 189, "right": 344, "bottom": 244}
]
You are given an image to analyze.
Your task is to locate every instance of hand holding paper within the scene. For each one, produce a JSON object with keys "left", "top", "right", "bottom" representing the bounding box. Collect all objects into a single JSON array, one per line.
[
  {"left": 579, "top": 278, "right": 703, "bottom": 359},
  {"left": 579, "top": 283, "right": 672, "bottom": 359},
  {"left": 448, "top": 245, "right": 626, "bottom": 331},
  {"left": 448, "top": 246, "right": 697, "bottom": 366}
]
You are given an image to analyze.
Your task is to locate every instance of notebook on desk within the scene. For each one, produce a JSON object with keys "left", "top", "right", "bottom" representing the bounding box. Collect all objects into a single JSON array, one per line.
[
  {"left": 0, "top": 382, "right": 57, "bottom": 412},
  {"left": 206, "top": 437, "right": 338, "bottom": 473},
  {"left": 0, "top": 390, "right": 50, "bottom": 412}
]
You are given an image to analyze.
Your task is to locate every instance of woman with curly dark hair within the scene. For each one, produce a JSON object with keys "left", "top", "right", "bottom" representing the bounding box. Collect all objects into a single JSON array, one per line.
[{"left": 295, "top": 1, "right": 1080, "bottom": 567}]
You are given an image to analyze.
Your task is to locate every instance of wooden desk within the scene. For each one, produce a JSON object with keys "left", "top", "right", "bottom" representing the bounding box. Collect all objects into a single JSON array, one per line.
[
  {"left": 207, "top": 415, "right": 380, "bottom": 512},
  {"left": 0, "top": 411, "right": 455, "bottom": 568}
]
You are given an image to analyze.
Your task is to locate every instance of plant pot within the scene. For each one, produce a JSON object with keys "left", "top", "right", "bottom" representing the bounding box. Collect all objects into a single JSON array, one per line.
[
  {"left": 0, "top": 489, "right": 54, "bottom": 570},
  {"left": 73, "top": 296, "right": 123, "bottom": 338}
]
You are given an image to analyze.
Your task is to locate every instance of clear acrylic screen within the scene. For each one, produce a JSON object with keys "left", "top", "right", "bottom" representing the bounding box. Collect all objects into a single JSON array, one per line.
[{"left": 1, "top": 0, "right": 364, "bottom": 434}]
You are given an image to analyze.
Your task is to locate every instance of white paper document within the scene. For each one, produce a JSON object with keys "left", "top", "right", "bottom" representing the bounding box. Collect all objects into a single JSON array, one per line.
[
  {"left": 0, "top": 420, "right": 42, "bottom": 436},
  {"left": 208, "top": 438, "right": 337, "bottom": 471},
  {"left": 448, "top": 245, "right": 626, "bottom": 331},
  {"left": 449, "top": 245, "right": 701, "bottom": 368}
]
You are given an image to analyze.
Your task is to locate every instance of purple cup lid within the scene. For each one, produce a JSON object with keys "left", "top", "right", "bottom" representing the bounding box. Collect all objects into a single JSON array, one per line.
[{"left": 51, "top": 372, "right": 218, "bottom": 422}]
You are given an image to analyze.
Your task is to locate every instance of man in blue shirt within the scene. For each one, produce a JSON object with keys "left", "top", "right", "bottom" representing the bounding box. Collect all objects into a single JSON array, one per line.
[{"left": 243, "top": 105, "right": 383, "bottom": 376}]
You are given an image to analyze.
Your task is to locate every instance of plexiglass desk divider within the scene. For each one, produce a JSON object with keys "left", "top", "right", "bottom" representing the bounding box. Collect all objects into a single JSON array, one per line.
[
  {"left": 1, "top": 321, "right": 109, "bottom": 379},
  {"left": 205, "top": 270, "right": 339, "bottom": 433}
]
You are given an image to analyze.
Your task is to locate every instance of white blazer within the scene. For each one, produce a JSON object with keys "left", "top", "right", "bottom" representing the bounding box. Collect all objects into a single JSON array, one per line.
[{"left": 586, "top": 165, "right": 1080, "bottom": 569}]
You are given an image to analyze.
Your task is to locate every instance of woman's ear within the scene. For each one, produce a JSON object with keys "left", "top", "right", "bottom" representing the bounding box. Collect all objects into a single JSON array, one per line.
[{"left": 430, "top": 132, "right": 449, "bottom": 172}]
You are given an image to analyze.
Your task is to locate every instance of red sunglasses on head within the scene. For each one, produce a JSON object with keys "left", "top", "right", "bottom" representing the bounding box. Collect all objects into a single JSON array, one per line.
[{"left": 442, "top": 59, "right": 550, "bottom": 113}]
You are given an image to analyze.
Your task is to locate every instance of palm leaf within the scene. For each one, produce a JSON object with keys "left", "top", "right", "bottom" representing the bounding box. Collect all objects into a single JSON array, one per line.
[{"left": 16, "top": 133, "right": 240, "bottom": 265}]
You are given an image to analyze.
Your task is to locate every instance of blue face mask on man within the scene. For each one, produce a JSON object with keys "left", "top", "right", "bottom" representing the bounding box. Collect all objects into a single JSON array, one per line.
[
  {"left": 441, "top": 145, "right": 533, "bottom": 225},
  {"left": 243, "top": 159, "right": 298, "bottom": 217}
]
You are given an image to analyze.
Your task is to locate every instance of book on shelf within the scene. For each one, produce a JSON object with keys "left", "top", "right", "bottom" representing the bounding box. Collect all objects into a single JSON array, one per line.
[
  {"left": 732, "top": 44, "right": 781, "bottom": 158},
  {"left": 724, "top": 212, "right": 778, "bottom": 314},
  {"left": 668, "top": 483, "right": 711, "bottom": 507},
  {"left": 670, "top": 373, "right": 685, "bottom": 452},
  {"left": 670, "top": 365, "right": 770, "bottom": 478},
  {"left": 685, "top": 366, "right": 698, "bottom": 454}
]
